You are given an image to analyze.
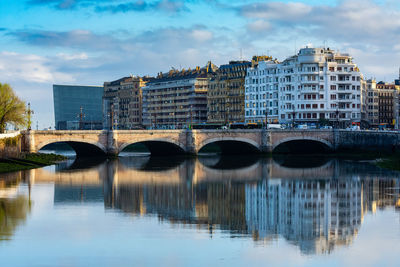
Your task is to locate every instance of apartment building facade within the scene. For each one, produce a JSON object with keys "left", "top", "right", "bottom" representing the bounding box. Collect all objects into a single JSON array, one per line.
[
  {"left": 245, "top": 57, "right": 280, "bottom": 124},
  {"left": 364, "top": 79, "right": 400, "bottom": 128},
  {"left": 142, "top": 62, "right": 218, "bottom": 129},
  {"left": 103, "top": 76, "right": 151, "bottom": 130},
  {"left": 245, "top": 47, "right": 364, "bottom": 127},
  {"left": 207, "top": 61, "right": 251, "bottom": 124}
]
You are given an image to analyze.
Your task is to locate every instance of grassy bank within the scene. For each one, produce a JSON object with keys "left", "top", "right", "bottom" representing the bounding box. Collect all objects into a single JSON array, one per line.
[
  {"left": 376, "top": 154, "right": 400, "bottom": 171},
  {"left": 329, "top": 150, "right": 400, "bottom": 171},
  {"left": 0, "top": 153, "right": 67, "bottom": 174}
]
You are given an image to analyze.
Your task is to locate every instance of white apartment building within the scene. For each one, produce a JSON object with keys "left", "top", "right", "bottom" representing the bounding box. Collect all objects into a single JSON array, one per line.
[
  {"left": 245, "top": 47, "right": 364, "bottom": 127},
  {"left": 245, "top": 60, "right": 280, "bottom": 124}
]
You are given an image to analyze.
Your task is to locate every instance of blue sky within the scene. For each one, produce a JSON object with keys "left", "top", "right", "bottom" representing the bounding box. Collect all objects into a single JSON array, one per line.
[{"left": 1, "top": 0, "right": 400, "bottom": 128}]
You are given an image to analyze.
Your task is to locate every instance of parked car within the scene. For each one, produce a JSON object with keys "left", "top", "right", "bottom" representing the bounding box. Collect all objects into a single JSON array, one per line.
[
  {"left": 320, "top": 126, "right": 333, "bottom": 129},
  {"left": 346, "top": 126, "right": 360, "bottom": 131},
  {"left": 296, "top": 124, "right": 308, "bottom": 129},
  {"left": 308, "top": 124, "right": 317, "bottom": 129},
  {"left": 267, "top": 124, "right": 283, "bottom": 129}
]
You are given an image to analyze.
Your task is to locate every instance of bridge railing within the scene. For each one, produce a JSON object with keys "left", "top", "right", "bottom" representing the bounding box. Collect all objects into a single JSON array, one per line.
[{"left": 0, "top": 131, "right": 20, "bottom": 139}]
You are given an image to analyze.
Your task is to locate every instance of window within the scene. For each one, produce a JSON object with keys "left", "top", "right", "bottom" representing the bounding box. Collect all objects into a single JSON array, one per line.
[
  {"left": 331, "top": 85, "right": 336, "bottom": 90},
  {"left": 330, "top": 94, "right": 336, "bottom": 100}
]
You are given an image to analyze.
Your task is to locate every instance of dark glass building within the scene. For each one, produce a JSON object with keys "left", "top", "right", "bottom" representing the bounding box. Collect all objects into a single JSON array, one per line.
[{"left": 53, "top": 84, "right": 104, "bottom": 130}]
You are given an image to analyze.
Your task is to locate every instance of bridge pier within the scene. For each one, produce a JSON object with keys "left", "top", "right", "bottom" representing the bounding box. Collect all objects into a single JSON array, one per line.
[
  {"left": 260, "top": 130, "right": 273, "bottom": 153},
  {"left": 21, "top": 130, "right": 35, "bottom": 153},
  {"left": 106, "top": 131, "right": 119, "bottom": 157}
]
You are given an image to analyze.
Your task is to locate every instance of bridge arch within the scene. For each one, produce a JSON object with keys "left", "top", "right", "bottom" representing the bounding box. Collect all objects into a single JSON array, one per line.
[
  {"left": 272, "top": 137, "right": 333, "bottom": 153},
  {"left": 198, "top": 137, "right": 261, "bottom": 154},
  {"left": 37, "top": 139, "right": 107, "bottom": 157},
  {"left": 118, "top": 138, "right": 186, "bottom": 156}
]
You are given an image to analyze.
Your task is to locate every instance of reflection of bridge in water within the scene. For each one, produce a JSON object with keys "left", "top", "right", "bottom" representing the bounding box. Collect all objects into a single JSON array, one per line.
[{"left": 21, "top": 157, "right": 400, "bottom": 254}]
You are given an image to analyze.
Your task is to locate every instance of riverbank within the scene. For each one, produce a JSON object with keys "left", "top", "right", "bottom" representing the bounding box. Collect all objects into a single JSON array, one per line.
[
  {"left": 0, "top": 153, "right": 67, "bottom": 174},
  {"left": 331, "top": 151, "right": 400, "bottom": 171},
  {"left": 376, "top": 154, "right": 400, "bottom": 171},
  {"left": 270, "top": 150, "right": 400, "bottom": 171}
]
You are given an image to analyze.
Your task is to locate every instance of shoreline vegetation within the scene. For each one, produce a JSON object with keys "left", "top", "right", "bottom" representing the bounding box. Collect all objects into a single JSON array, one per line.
[
  {"left": 0, "top": 153, "right": 67, "bottom": 174},
  {"left": 375, "top": 155, "right": 400, "bottom": 171}
]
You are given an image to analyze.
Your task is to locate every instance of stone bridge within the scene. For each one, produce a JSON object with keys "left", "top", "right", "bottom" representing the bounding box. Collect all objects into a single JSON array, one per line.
[{"left": 20, "top": 129, "right": 400, "bottom": 157}]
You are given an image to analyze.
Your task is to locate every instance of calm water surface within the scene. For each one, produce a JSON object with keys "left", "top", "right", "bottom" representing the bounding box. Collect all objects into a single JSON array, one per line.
[{"left": 1, "top": 155, "right": 400, "bottom": 267}]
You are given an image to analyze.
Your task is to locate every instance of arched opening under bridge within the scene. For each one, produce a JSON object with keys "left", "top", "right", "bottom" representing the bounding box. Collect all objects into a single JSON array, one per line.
[
  {"left": 273, "top": 139, "right": 333, "bottom": 154},
  {"left": 119, "top": 141, "right": 186, "bottom": 156},
  {"left": 39, "top": 141, "right": 107, "bottom": 158},
  {"left": 199, "top": 140, "right": 260, "bottom": 155}
]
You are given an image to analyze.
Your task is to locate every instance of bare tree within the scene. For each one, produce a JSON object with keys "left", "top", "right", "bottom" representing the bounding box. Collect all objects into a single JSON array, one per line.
[{"left": 0, "top": 83, "right": 27, "bottom": 133}]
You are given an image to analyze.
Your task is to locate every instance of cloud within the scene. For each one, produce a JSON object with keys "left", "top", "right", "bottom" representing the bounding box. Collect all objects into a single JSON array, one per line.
[
  {"left": 238, "top": 0, "right": 400, "bottom": 45},
  {"left": 27, "top": 0, "right": 189, "bottom": 13},
  {"left": 247, "top": 20, "right": 271, "bottom": 32},
  {"left": 96, "top": 0, "right": 187, "bottom": 13},
  {"left": 56, "top": 52, "right": 89, "bottom": 60},
  {"left": 241, "top": 2, "right": 312, "bottom": 21},
  {"left": 8, "top": 29, "right": 116, "bottom": 51},
  {"left": 8, "top": 26, "right": 218, "bottom": 56},
  {"left": 0, "top": 51, "right": 74, "bottom": 84},
  {"left": 27, "top": 0, "right": 83, "bottom": 10}
]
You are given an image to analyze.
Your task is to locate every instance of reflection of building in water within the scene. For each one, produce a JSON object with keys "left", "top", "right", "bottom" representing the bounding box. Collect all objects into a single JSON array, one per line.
[
  {"left": 143, "top": 184, "right": 195, "bottom": 221},
  {"left": 204, "top": 183, "right": 247, "bottom": 232},
  {"left": 19, "top": 157, "right": 400, "bottom": 254},
  {"left": 245, "top": 178, "right": 363, "bottom": 254},
  {"left": 54, "top": 186, "right": 104, "bottom": 204},
  {"left": 104, "top": 182, "right": 248, "bottom": 233},
  {"left": 362, "top": 178, "right": 400, "bottom": 213}
]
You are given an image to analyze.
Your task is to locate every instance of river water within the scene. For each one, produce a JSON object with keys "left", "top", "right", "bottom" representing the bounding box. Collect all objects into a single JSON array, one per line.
[{"left": 1, "top": 155, "right": 400, "bottom": 267}]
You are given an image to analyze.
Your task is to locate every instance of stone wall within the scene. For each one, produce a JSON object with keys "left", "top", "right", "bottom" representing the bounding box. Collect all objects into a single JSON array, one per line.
[
  {"left": 0, "top": 132, "right": 22, "bottom": 158},
  {"left": 338, "top": 130, "right": 400, "bottom": 152}
]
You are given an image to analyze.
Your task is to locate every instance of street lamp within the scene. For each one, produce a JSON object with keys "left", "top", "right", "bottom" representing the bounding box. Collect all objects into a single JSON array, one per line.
[
  {"left": 225, "top": 101, "right": 230, "bottom": 127},
  {"left": 26, "top": 102, "right": 34, "bottom": 131},
  {"left": 77, "top": 106, "right": 85, "bottom": 130},
  {"left": 335, "top": 107, "right": 340, "bottom": 129},
  {"left": 109, "top": 104, "right": 114, "bottom": 130},
  {"left": 291, "top": 106, "right": 296, "bottom": 129},
  {"left": 189, "top": 104, "right": 193, "bottom": 129}
]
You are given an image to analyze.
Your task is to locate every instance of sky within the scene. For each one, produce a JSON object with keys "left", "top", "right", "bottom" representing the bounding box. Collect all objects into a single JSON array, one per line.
[{"left": 1, "top": 0, "right": 400, "bottom": 128}]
